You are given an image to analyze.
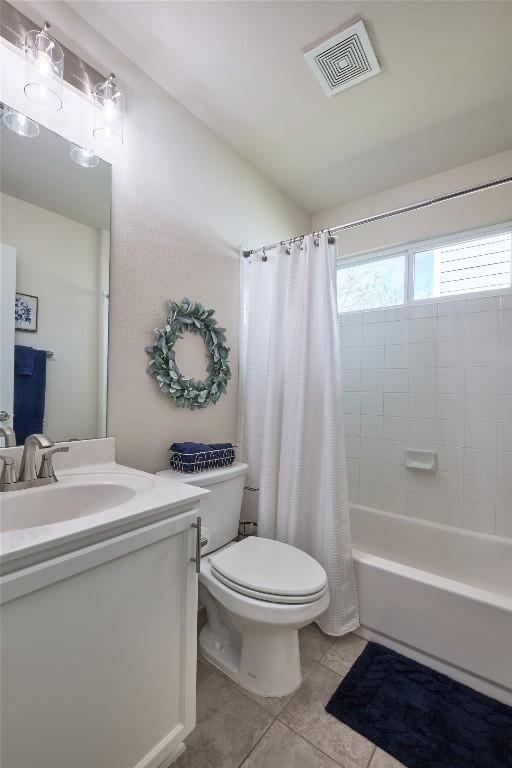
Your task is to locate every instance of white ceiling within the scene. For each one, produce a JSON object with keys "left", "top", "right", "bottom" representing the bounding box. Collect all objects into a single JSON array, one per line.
[
  {"left": 1, "top": 117, "right": 111, "bottom": 230},
  {"left": 70, "top": 1, "right": 512, "bottom": 213}
]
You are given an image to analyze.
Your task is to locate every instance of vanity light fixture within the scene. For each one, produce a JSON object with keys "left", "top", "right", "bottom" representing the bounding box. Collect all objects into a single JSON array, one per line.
[
  {"left": 92, "top": 73, "right": 124, "bottom": 147},
  {"left": 24, "top": 22, "right": 64, "bottom": 112},
  {"left": 69, "top": 144, "right": 99, "bottom": 168},
  {"left": 1, "top": 105, "right": 40, "bottom": 138}
]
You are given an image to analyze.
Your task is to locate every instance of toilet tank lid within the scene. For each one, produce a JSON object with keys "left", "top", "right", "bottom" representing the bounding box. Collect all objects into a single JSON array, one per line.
[{"left": 156, "top": 461, "right": 248, "bottom": 487}]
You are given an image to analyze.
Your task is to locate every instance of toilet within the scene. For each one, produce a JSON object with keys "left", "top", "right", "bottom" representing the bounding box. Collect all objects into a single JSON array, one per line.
[{"left": 157, "top": 462, "right": 330, "bottom": 698}]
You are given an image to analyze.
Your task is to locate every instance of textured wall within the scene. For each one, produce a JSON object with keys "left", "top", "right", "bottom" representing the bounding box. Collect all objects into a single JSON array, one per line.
[
  {"left": 106, "top": 66, "right": 308, "bottom": 473},
  {"left": 10, "top": 2, "right": 310, "bottom": 472}
]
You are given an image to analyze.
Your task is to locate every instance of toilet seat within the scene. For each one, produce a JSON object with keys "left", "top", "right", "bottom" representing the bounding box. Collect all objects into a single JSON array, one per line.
[
  {"left": 211, "top": 568, "right": 329, "bottom": 604},
  {"left": 209, "top": 537, "right": 328, "bottom": 605},
  {"left": 200, "top": 553, "right": 330, "bottom": 628}
]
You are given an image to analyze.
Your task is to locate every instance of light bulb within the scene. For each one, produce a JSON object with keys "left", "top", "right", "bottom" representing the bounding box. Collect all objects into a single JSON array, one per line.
[
  {"left": 102, "top": 100, "right": 117, "bottom": 123},
  {"left": 24, "top": 24, "right": 63, "bottom": 112},
  {"left": 2, "top": 108, "right": 40, "bottom": 138},
  {"left": 69, "top": 144, "right": 99, "bottom": 168},
  {"left": 93, "top": 73, "right": 124, "bottom": 146},
  {"left": 102, "top": 126, "right": 113, "bottom": 149},
  {"left": 37, "top": 52, "right": 51, "bottom": 79}
]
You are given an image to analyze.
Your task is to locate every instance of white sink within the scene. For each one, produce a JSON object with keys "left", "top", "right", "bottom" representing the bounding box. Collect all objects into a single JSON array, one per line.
[
  {"left": 0, "top": 445, "right": 209, "bottom": 576},
  {"left": 0, "top": 472, "right": 155, "bottom": 533}
]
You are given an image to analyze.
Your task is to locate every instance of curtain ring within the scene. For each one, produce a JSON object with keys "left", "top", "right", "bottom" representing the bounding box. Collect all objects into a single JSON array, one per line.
[
  {"left": 262, "top": 248, "right": 268, "bottom": 262},
  {"left": 328, "top": 229, "right": 336, "bottom": 245}
]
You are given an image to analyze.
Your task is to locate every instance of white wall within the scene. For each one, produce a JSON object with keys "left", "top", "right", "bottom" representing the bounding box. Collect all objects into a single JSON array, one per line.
[
  {"left": 313, "top": 152, "right": 512, "bottom": 539},
  {"left": 313, "top": 149, "right": 512, "bottom": 258},
  {"left": 2, "top": 193, "right": 102, "bottom": 442},
  {"left": 3, "top": 3, "right": 310, "bottom": 472}
]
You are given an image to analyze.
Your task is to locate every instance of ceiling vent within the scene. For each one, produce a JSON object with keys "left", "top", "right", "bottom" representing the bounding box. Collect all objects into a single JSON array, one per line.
[{"left": 304, "top": 20, "right": 381, "bottom": 97}]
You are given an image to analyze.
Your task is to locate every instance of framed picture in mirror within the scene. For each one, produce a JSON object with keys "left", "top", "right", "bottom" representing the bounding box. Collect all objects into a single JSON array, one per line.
[{"left": 15, "top": 292, "right": 38, "bottom": 332}]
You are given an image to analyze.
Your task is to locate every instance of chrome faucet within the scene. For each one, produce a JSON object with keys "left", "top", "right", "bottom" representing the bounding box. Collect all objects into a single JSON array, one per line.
[
  {"left": 0, "top": 426, "right": 16, "bottom": 448},
  {"left": 0, "top": 433, "right": 69, "bottom": 492},
  {"left": 18, "top": 434, "right": 54, "bottom": 482}
]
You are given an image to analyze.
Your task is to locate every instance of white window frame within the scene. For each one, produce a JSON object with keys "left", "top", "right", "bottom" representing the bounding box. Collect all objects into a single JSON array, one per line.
[{"left": 337, "top": 220, "right": 512, "bottom": 315}]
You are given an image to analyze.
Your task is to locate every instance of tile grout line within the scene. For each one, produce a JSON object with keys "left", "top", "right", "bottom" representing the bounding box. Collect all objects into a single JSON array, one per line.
[
  {"left": 244, "top": 718, "right": 357, "bottom": 768},
  {"left": 236, "top": 715, "right": 277, "bottom": 768},
  {"left": 367, "top": 744, "right": 378, "bottom": 768},
  {"left": 275, "top": 636, "right": 374, "bottom": 768},
  {"left": 225, "top": 646, "right": 340, "bottom": 765},
  {"left": 192, "top": 662, "right": 277, "bottom": 768},
  {"left": 276, "top": 716, "right": 361, "bottom": 768},
  {"left": 227, "top": 653, "right": 324, "bottom": 717},
  {"left": 193, "top": 630, "right": 377, "bottom": 768}
]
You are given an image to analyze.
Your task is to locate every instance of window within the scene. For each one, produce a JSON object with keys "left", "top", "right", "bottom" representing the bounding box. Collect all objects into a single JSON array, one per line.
[
  {"left": 337, "top": 222, "right": 512, "bottom": 313},
  {"left": 337, "top": 252, "right": 406, "bottom": 313}
]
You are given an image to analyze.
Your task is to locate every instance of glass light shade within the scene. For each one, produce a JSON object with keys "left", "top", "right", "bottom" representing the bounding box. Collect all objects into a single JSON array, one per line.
[
  {"left": 70, "top": 144, "right": 100, "bottom": 168},
  {"left": 93, "top": 74, "right": 124, "bottom": 147},
  {"left": 2, "top": 107, "right": 40, "bottom": 138},
  {"left": 24, "top": 24, "right": 64, "bottom": 112}
]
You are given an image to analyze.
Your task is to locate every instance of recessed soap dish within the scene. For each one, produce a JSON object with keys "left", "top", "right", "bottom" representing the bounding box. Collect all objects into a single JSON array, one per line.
[{"left": 405, "top": 449, "right": 437, "bottom": 472}]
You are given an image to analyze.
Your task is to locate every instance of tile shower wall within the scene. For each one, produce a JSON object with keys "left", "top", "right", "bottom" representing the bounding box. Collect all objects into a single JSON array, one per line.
[{"left": 340, "top": 292, "right": 512, "bottom": 538}]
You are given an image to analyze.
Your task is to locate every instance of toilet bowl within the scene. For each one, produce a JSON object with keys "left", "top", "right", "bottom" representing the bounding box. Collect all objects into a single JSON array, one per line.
[
  {"left": 157, "top": 463, "right": 330, "bottom": 697},
  {"left": 199, "top": 537, "right": 330, "bottom": 697}
]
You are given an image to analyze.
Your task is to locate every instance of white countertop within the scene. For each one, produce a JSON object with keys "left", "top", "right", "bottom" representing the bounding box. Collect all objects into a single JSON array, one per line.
[{"left": 0, "top": 454, "right": 209, "bottom": 575}]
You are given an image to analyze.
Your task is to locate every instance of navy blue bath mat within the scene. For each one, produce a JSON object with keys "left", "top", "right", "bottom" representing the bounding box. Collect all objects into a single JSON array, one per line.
[{"left": 325, "top": 642, "right": 512, "bottom": 768}]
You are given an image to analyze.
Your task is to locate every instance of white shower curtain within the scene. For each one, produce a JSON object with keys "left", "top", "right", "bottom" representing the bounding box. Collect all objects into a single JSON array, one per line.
[{"left": 242, "top": 233, "right": 359, "bottom": 636}]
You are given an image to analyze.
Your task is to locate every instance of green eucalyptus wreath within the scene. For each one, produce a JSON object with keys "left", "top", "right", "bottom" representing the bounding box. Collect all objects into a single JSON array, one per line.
[{"left": 146, "top": 298, "right": 231, "bottom": 409}]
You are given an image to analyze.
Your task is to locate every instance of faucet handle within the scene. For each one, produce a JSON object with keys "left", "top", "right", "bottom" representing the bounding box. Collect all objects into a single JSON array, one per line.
[
  {"left": 37, "top": 446, "right": 70, "bottom": 480},
  {"left": 0, "top": 455, "right": 17, "bottom": 486}
]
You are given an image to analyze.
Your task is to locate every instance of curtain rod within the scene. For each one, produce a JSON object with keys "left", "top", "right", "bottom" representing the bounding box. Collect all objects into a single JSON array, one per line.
[{"left": 241, "top": 175, "right": 512, "bottom": 258}]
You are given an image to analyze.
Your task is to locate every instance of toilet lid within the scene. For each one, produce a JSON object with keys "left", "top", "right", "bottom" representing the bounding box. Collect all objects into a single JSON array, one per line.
[{"left": 209, "top": 537, "right": 327, "bottom": 600}]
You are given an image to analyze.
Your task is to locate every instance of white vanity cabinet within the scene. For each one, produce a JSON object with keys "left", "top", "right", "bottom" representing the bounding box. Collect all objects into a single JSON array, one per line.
[{"left": 1, "top": 507, "right": 200, "bottom": 768}]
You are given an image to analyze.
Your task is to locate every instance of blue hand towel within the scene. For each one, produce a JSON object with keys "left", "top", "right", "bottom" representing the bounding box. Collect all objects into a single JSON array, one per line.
[
  {"left": 170, "top": 442, "right": 211, "bottom": 454},
  {"left": 14, "top": 347, "right": 46, "bottom": 445},
  {"left": 169, "top": 441, "right": 235, "bottom": 472},
  {"left": 14, "top": 344, "right": 35, "bottom": 376},
  {"left": 169, "top": 442, "right": 210, "bottom": 473}
]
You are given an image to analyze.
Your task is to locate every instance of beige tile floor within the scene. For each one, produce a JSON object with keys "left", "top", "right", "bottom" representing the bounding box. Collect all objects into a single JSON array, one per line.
[{"left": 175, "top": 618, "right": 405, "bottom": 768}]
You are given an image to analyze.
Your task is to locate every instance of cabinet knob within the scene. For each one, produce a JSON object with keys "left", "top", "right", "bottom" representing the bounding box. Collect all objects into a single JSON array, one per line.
[{"left": 0, "top": 410, "right": 11, "bottom": 422}]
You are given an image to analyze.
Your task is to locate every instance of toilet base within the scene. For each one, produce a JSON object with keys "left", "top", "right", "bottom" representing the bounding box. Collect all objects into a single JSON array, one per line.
[{"left": 199, "top": 621, "right": 302, "bottom": 698}]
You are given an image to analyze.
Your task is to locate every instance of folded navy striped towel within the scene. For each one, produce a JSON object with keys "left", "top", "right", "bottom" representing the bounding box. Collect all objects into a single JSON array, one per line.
[{"left": 169, "top": 442, "right": 235, "bottom": 473}]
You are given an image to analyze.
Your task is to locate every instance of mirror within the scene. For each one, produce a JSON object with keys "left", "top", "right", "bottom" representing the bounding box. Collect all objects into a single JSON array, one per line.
[{"left": 0, "top": 108, "right": 111, "bottom": 445}]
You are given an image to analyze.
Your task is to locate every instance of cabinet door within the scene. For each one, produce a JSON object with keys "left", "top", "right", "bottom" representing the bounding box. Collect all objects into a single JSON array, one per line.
[{"left": 1, "top": 510, "right": 199, "bottom": 768}]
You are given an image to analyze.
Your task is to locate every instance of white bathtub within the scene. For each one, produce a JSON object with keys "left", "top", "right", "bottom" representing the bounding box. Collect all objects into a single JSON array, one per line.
[{"left": 349, "top": 504, "right": 512, "bottom": 705}]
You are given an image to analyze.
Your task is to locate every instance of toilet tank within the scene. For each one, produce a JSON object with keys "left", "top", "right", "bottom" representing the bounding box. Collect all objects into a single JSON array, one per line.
[{"left": 156, "top": 463, "right": 248, "bottom": 554}]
